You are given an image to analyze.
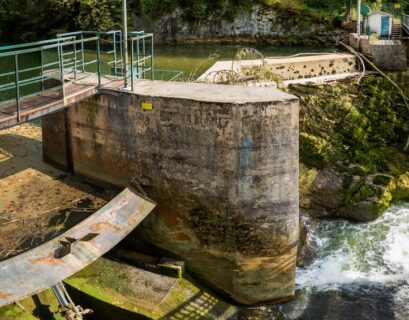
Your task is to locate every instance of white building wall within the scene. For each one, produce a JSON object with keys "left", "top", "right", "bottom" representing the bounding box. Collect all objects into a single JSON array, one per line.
[{"left": 368, "top": 13, "right": 392, "bottom": 36}]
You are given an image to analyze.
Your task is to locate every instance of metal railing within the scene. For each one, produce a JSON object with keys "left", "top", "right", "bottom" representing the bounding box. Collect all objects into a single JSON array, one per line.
[
  {"left": 0, "top": 30, "right": 157, "bottom": 126},
  {"left": 0, "top": 36, "right": 101, "bottom": 123},
  {"left": 57, "top": 30, "right": 155, "bottom": 85},
  {"left": 403, "top": 14, "right": 409, "bottom": 34}
]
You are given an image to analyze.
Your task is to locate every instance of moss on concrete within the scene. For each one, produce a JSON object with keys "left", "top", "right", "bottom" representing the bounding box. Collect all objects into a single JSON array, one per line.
[
  {"left": 0, "top": 305, "right": 36, "bottom": 320},
  {"left": 65, "top": 257, "right": 235, "bottom": 319},
  {"left": 0, "top": 288, "right": 66, "bottom": 320}
]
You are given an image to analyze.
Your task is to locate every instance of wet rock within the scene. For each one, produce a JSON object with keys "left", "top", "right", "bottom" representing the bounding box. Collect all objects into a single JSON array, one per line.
[{"left": 297, "top": 214, "right": 315, "bottom": 268}]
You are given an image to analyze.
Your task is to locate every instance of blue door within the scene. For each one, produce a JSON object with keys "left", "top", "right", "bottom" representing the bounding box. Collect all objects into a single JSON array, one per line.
[{"left": 381, "top": 16, "right": 390, "bottom": 37}]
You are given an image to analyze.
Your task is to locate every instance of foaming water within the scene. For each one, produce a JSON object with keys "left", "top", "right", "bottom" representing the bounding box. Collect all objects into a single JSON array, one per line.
[
  {"left": 236, "top": 203, "right": 409, "bottom": 320},
  {"left": 297, "top": 204, "right": 409, "bottom": 290}
]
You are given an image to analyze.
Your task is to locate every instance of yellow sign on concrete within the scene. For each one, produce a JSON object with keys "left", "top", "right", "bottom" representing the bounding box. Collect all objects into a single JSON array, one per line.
[{"left": 141, "top": 102, "right": 153, "bottom": 110}]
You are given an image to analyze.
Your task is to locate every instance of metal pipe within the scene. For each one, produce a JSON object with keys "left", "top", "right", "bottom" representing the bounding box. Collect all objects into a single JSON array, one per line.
[
  {"left": 0, "top": 37, "right": 74, "bottom": 52},
  {"left": 151, "top": 36, "right": 154, "bottom": 80},
  {"left": 123, "top": 0, "right": 129, "bottom": 88},
  {"left": 14, "top": 54, "right": 20, "bottom": 123},
  {"left": 136, "top": 37, "right": 140, "bottom": 80},
  {"left": 357, "top": 0, "right": 361, "bottom": 36},
  {"left": 40, "top": 49, "right": 44, "bottom": 91},
  {"left": 81, "top": 33, "right": 85, "bottom": 72},
  {"left": 73, "top": 41, "right": 77, "bottom": 79},
  {"left": 59, "top": 44, "right": 65, "bottom": 101},
  {"left": 97, "top": 37, "right": 101, "bottom": 90},
  {"left": 130, "top": 39, "right": 134, "bottom": 91}
]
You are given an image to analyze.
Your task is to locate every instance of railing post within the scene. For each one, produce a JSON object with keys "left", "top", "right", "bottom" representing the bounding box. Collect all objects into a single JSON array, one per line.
[
  {"left": 142, "top": 37, "right": 146, "bottom": 79},
  {"left": 59, "top": 44, "right": 65, "bottom": 102},
  {"left": 14, "top": 54, "right": 20, "bottom": 123},
  {"left": 73, "top": 41, "right": 77, "bottom": 80},
  {"left": 130, "top": 38, "right": 134, "bottom": 92},
  {"left": 136, "top": 37, "right": 140, "bottom": 80},
  {"left": 151, "top": 35, "right": 154, "bottom": 81},
  {"left": 119, "top": 31, "right": 123, "bottom": 69},
  {"left": 40, "top": 48, "right": 45, "bottom": 91},
  {"left": 81, "top": 33, "right": 85, "bottom": 72},
  {"left": 113, "top": 32, "right": 117, "bottom": 73},
  {"left": 97, "top": 36, "right": 101, "bottom": 90}
]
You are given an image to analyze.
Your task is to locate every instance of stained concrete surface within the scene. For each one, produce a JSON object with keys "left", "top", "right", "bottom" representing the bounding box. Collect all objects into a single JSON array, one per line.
[{"left": 198, "top": 53, "right": 358, "bottom": 82}]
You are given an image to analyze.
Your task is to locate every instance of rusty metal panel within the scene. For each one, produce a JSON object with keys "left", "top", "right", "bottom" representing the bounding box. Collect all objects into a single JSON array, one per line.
[{"left": 0, "top": 188, "right": 156, "bottom": 307}]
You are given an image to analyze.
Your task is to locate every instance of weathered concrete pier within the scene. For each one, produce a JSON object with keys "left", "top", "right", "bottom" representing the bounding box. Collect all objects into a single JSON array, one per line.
[{"left": 42, "top": 80, "right": 300, "bottom": 304}]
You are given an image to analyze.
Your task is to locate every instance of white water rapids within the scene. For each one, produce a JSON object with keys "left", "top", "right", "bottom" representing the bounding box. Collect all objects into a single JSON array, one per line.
[
  {"left": 297, "top": 204, "right": 409, "bottom": 289},
  {"left": 237, "top": 203, "right": 409, "bottom": 320}
]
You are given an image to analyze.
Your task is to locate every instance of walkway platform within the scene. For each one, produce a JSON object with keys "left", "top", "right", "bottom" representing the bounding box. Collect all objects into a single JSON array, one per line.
[{"left": 0, "top": 72, "right": 123, "bottom": 130}]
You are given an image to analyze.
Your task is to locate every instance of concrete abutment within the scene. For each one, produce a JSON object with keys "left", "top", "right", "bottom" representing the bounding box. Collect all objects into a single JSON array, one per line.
[{"left": 42, "top": 80, "right": 299, "bottom": 304}]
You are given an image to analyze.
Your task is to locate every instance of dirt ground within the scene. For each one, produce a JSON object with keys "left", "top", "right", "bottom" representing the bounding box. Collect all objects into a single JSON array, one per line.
[{"left": 0, "top": 123, "right": 117, "bottom": 261}]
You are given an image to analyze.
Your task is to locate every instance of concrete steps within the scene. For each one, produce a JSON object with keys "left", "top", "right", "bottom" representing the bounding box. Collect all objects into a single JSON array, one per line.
[{"left": 391, "top": 24, "right": 402, "bottom": 40}]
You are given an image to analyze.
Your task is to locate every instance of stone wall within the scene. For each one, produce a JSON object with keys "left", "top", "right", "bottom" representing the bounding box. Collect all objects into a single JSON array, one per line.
[
  {"left": 370, "top": 41, "right": 407, "bottom": 71},
  {"left": 136, "top": 5, "right": 347, "bottom": 45},
  {"left": 42, "top": 80, "right": 299, "bottom": 305}
]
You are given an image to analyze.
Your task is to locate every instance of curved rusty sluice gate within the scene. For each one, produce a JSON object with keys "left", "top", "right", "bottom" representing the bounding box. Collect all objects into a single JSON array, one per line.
[{"left": 0, "top": 187, "right": 156, "bottom": 307}]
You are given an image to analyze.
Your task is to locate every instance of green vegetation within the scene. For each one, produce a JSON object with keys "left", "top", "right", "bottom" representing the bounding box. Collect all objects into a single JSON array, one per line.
[
  {"left": 290, "top": 76, "right": 409, "bottom": 219},
  {"left": 1, "top": 0, "right": 407, "bottom": 43}
]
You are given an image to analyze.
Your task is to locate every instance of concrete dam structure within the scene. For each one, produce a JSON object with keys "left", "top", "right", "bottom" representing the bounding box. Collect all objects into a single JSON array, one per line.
[{"left": 42, "top": 80, "right": 299, "bottom": 304}]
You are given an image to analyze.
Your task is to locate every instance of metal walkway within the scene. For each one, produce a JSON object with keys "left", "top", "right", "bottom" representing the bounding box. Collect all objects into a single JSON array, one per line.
[
  {"left": 0, "top": 31, "right": 154, "bottom": 130},
  {"left": 0, "top": 187, "right": 156, "bottom": 308}
]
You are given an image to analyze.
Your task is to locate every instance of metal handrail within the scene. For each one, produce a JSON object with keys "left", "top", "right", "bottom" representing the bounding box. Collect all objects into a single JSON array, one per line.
[
  {"left": 0, "top": 36, "right": 101, "bottom": 124},
  {"left": 0, "top": 30, "right": 157, "bottom": 126},
  {"left": 0, "top": 37, "right": 75, "bottom": 52},
  {"left": 403, "top": 14, "right": 409, "bottom": 33}
]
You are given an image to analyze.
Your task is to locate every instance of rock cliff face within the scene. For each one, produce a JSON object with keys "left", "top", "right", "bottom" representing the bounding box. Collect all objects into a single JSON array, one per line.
[{"left": 135, "top": 5, "right": 347, "bottom": 45}]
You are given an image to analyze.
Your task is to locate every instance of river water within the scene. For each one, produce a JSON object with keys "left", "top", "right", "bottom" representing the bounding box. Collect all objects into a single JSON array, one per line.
[{"left": 236, "top": 203, "right": 409, "bottom": 320}]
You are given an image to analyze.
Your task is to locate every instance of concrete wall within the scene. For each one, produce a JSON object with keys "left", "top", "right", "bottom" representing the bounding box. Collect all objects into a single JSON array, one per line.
[
  {"left": 349, "top": 33, "right": 407, "bottom": 71},
  {"left": 263, "top": 54, "right": 357, "bottom": 80},
  {"left": 199, "top": 54, "right": 358, "bottom": 82},
  {"left": 370, "top": 41, "right": 407, "bottom": 71},
  {"left": 42, "top": 80, "right": 299, "bottom": 305}
]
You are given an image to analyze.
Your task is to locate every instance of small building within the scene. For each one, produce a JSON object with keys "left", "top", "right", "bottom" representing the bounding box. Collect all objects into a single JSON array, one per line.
[{"left": 368, "top": 11, "right": 393, "bottom": 37}]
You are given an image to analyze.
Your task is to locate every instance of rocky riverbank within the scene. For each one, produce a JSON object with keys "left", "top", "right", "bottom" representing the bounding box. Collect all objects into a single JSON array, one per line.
[
  {"left": 135, "top": 4, "right": 347, "bottom": 45},
  {"left": 290, "top": 76, "right": 409, "bottom": 222}
]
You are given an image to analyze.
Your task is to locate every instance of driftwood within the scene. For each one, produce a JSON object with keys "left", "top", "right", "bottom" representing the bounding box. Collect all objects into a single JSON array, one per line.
[{"left": 337, "top": 41, "right": 409, "bottom": 151}]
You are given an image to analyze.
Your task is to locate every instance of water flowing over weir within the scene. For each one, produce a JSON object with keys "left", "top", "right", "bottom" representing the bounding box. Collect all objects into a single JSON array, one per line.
[
  {"left": 236, "top": 204, "right": 409, "bottom": 320},
  {"left": 297, "top": 206, "right": 409, "bottom": 290}
]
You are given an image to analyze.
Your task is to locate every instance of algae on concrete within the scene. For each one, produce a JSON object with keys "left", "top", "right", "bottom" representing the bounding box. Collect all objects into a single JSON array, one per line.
[{"left": 65, "top": 257, "right": 236, "bottom": 319}]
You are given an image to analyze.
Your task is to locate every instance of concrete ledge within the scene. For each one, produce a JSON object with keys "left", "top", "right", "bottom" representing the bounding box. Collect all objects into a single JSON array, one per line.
[
  {"left": 198, "top": 53, "right": 358, "bottom": 82},
  {"left": 115, "top": 80, "right": 297, "bottom": 104}
]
